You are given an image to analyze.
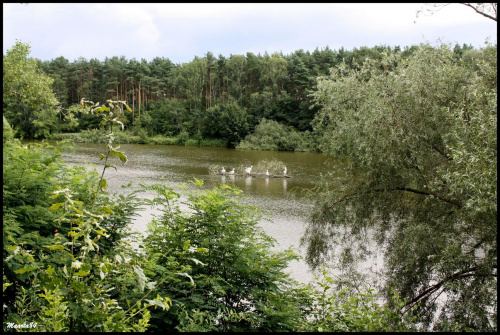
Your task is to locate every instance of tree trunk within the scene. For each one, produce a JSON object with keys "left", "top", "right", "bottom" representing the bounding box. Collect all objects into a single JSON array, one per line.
[
  {"left": 132, "top": 83, "right": 135, "bottom": 123},
  {"left": 138, "top": 78, "right": 141, "bottom": 120}
]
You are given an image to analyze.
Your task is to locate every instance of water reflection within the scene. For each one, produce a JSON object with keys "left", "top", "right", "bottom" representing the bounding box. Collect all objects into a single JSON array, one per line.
[
  {"left": 265, "top": 176, "right": 269, "bottom": 187},
  {"left": 245, "top": 176, "right": 252, "bottom": 189},
  {"left": 282, "top": 178, "right": 287, "bottom": 194}
]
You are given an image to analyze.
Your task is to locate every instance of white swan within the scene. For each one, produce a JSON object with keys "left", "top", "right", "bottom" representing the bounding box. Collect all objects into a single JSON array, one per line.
[
  {"left": 228, "top": 168, "right": 235, "bottom": 175},
  {"left": 221, "top": 167, "right": 226, "bottom": 175},
  {"left": 245, "top": 166, "right": 253, "bottom": 175}
]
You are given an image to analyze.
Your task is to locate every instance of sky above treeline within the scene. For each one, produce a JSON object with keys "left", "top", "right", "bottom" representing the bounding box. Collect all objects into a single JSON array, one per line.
[{"left": 3, "top": 3, "right": 497, "bottom": 64}]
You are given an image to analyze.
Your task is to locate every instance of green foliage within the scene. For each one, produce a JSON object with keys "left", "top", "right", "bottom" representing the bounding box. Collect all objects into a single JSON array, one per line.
[
  {"left": 237, "top": 118, "right": 319, "bottom": 152},
  {"left": 141, "top": 181, "right": 309, "bottom": 331},
  {"left": 3, "top": 40, "right": 59, "bottom": 139},
  {"left": 202, "top": 100, "right": 249, "bottom": 147},
  {"left": 30, "top": 41, "right": 435, "bottom": 150},
  {"left": 139, "top": 98, "right": 188, "bottom": 136},
  {"left": 303, "top": 43, "right": 497, "bottom": 331},
  {"left": 298, "top": 269, "right": 420, "bottom": 332},
  {"left": 3, "top": 116, "right": 15, "bottom": 143},
  {"left": 3, "top": 103, "right": 169, "bottom": 332},
  {"left": 3, "top": 106, "right": 429, "bottom": 333}
]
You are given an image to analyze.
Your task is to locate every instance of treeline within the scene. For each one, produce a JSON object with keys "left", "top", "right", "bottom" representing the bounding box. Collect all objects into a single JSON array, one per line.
[{"left": 33, "top": 43, "right": 474, "bottom": 148}]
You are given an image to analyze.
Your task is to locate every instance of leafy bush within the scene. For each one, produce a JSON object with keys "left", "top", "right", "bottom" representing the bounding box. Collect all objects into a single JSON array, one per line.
[
  {"left": 298, "top": 269, "right": 420, "bottom": 332},
  {"left": 176, "top": 130, "right": 190, "bottom": 145},
  {"left": 202, "top": 101, "right": 250, "bottom": 147},
  {"left": 3, "top": 101, "right": 170, "bottom": 332},
  {"left": 3, "top": 116, "right": 15, "bottom": 144},
  {"left": 140, "top": 180, "right": 310, "bottom": 331},
  {"left": 237, "top": 118, "right": 318, "bottom": 152}
]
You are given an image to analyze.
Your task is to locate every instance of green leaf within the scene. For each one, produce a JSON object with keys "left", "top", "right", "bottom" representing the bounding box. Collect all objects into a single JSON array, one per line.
[
  {"left": 146, "top": 281, "right": 157, "bottom": 290},
  {"left": 176, "top": 272, "right": 195, "bottom": 287},
  {"left": 105, "top": 164, "right": 117, "bottom": 171},
  {"left": 43, "top": 245, "right": 66, "bottom": 251},
  {"left": 3, "top": 282, "right": 13, "bottom": 292},
  {"left": 133, "top": 265, "right": 147, "bottom": 292},
  {"left": 189, "top": 258, "right": 207, "bottom": 266},
  {"left": 98, "top": 206, "right": 114, "bottom": 215},
  {"left": 95, "top": 106, "right": 110, "bottom": 113},
  {"left": 75, "top": 270, "right": 90, "bottom": 277},
  {"left": 145, "top": 298, "right": 165, "bottom": 310},
  {"left": 49, "top": 203, "right": 65, "bottom": 211},
  {"left": 112, "top": 150, "right": 127, "bottom": 163},
  {"left": 99, "top": 178, "right": 108, "bottom": 190},
  {"left": 15, "top": 266, "right": 38, "bottom": 274},
  {"left": 115, "top": 254, "right": 123, "bottom": 264},
  {"left": 45, "top": 265, "right": 55, "bottom": 276},
  {"left": 71, "top": 205, "right": 83, "bottom": 215}
]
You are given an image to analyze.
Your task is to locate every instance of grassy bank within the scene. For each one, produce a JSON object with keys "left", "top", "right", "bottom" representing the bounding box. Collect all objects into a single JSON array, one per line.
[{"left": 48, "top": 129, "right": 227, "bottom": 147}]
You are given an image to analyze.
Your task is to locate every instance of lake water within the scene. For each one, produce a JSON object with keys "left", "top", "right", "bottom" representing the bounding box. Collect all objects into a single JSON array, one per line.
[{"left": 53, "top": 142, "right": 333, "bottom": 283}]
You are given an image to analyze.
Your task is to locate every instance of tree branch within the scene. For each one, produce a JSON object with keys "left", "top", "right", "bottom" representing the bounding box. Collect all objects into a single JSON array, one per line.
[
  {"left": 393, "top": 187, "right": 462, "bottom": 208},
  {"left": 421, "top": 136, "right": 452, "bottom": 161},
  {"left": 402, "top": 266, "right": 496, "bottom": 313},
  {"left": 460, "top": 3, "right": 497, "bottom": 22},
  {"left": 326, "top": 186, "right": 462, "bottom": 210}
]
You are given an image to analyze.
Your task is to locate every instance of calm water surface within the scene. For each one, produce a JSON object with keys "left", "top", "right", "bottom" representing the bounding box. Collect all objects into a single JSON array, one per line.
[{"left": 53, "top": 142, "right": 334, "bottom": 283}]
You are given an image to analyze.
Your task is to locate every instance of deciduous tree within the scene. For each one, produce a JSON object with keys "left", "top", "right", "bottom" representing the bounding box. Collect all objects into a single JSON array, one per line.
[
  {"left": 3, "top": 40, "right": 59, "bottom": 138},
  {"left": 303, "top": 43, "right": 497, "bottom": 331}
]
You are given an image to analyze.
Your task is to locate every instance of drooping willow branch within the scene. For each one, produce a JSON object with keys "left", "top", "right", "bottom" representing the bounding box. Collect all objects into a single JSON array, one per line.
[
  {"left": 327, "top": 186, "right": 462, "bottom": 210},
  {"left": 401, "top": 266, "right": 497, "bottom": 315}
]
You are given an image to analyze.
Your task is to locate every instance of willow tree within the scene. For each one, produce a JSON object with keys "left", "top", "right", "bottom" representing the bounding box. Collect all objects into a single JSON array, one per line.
[{"left": 302, "top": 44, "right": 497, "bottom": 331}]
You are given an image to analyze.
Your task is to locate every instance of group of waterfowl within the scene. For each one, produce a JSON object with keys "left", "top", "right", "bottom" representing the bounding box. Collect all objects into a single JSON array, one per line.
[{"left": 220, "top": 166, "right": 288, "bottom": 177}]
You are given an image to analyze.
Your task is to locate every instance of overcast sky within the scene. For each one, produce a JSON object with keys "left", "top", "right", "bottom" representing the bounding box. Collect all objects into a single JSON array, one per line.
[{"left": 3, "top": 3, "right": 497, "bottom": 64}]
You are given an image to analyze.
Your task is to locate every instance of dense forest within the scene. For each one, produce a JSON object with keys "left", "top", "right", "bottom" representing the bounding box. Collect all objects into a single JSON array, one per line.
[
  {"left": 3, "top": 3, "right": 497, "bottom": 331},
  {"left": 5, "top": 41, "right": 476, "bottom": 151}
]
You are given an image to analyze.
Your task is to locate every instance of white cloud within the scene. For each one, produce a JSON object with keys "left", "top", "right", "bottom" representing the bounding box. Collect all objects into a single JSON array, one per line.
[
  {"left": 3, "top": 3, "right": 496, "bottom": 64},
  {"left": 337, "top": 3, "right": 492, "bottom": 32}
]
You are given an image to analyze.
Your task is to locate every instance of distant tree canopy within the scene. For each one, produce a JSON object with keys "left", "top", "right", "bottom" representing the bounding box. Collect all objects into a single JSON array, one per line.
[
  {"left": 17, "top": 42, "right": 477, "bottom": 145},
  {"left": 2, "top": 40, "right": 483, "bottom": 149}
]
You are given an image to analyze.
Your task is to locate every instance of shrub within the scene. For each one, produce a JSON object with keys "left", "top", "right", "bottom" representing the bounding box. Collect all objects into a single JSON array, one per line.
[
  {"left": 237, "top": 118, "right": 318, "bottom": 152},
  {"left": 140, "top": 180, "right": 309, "bottom": 332},
  {"left": 3, "top": 101, "right": 170, "bottom": 332}
]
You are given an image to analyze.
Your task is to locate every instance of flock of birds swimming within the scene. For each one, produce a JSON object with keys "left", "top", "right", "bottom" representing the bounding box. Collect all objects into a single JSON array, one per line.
[{"left": 220, "top": 166, "right": 287, "bottom": 177}]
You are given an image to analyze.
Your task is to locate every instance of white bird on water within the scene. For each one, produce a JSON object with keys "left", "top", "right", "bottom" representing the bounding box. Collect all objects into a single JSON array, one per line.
[
  {"left": 283, "top": 166, "right": 287, "bottom": 176},
  {"left": 265, "top": 170, "right": 270, "bottom": 177},
  {"left": 245, "top": 166, "right": 253, "bottom": 175},
  {"left": 221, "top": 167, "right": 226, "bottom": 175},
  {"left": 228, "top": 168, "right": 235, "bottom": 175}
]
